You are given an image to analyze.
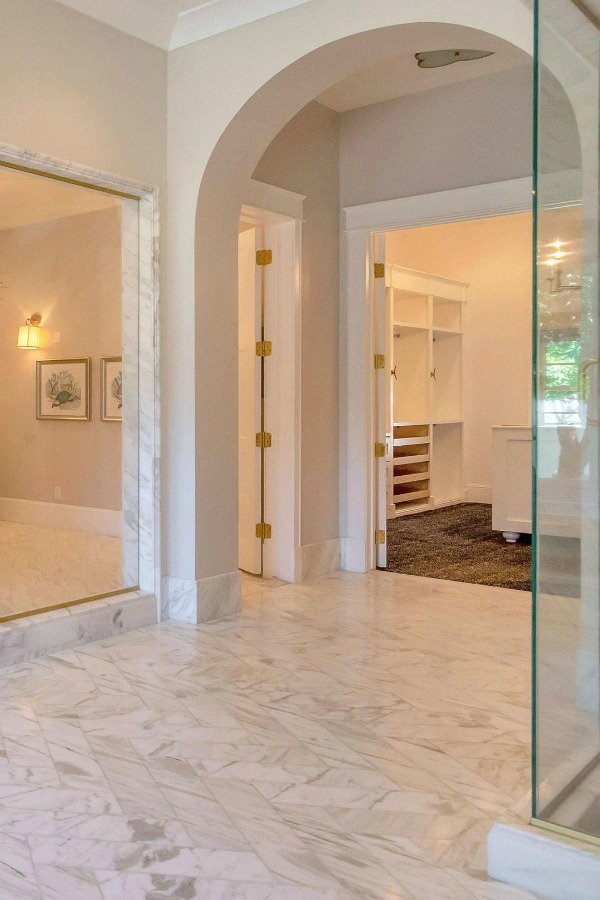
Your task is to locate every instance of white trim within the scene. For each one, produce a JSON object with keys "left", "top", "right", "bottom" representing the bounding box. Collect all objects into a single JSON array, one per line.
[
  {"left": 240, "top": 192, "right": 303, "bottom": 583},
  {"left": 171, "top": 0, "right": 315, "bottom": 50},
  {"left": 342, "top": 177, "right": 532, "bottom": 574},
  {"left": 344, "top": 177, "right": 533, "bottom": 233},
  {"left": 0, "top": 498, "right": 122, "bottom": 537},
  {"left": 164, "top": 571, "right": 241, "bottom": 624},
  {"left": 244, "top": 179, "right": 306, "bottom": 223}
]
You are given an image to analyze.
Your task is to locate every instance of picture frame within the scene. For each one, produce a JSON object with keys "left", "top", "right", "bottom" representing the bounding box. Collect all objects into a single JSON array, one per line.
[
  {"left": 101, "top": 356, "right": 123, "bottom": 422},
  {"left": 36, "top": 358, "right": 91, "bottom": 421}
]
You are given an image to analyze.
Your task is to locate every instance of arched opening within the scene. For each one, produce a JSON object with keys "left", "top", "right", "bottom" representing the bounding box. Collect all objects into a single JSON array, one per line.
[{"left": 190, "top": 20, "right": 534, "bottom": 603}]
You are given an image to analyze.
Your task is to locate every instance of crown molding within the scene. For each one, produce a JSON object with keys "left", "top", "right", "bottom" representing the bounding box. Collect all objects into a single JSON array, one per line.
[
  {"left": 170, "top": 0, "right": 315, "bottom": 50},
  {"left": 53, "top": 0, "right": 315, "bottom": 51}
]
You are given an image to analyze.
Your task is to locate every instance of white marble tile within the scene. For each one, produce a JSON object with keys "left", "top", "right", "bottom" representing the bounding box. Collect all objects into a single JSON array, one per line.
[{"left": 0, "top": 571, "right": 539, "bottom": 898}]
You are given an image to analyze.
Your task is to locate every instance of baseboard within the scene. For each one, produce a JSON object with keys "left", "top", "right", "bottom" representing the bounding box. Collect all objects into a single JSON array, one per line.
[
  {"left": 0, "top": 591, "right": 156, "bottom": 668},
  {"left": 0, "top": 496, "right": 122, "bottom": 537},
  {"left": 341, "top": 537, "right": 367, "bottom": 573},
  {"left": 488, "top": 823, "right": 600, "bottom": 899},
  {"left": 164, "top": 571, "right": 241, "bottom": 624},
  {"left": 301, "top": 538, "right": 341, "bottom": 580},
  {"left": 465, "top": 484, "right": 492, "bottom": 503}
]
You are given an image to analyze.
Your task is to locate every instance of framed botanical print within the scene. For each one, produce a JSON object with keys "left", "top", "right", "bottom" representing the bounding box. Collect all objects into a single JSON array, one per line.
[
  {"left": 37, "top": 358, "right": 91, "bottom": 421},
  {"left": 101, "top": 357, "right": 123, "bottom": 422}
]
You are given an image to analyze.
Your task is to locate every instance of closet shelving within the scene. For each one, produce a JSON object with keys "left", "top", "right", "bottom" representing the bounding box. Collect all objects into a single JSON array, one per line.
[{"left": 385, "top": 264, "right": 468, "bottom": 518}]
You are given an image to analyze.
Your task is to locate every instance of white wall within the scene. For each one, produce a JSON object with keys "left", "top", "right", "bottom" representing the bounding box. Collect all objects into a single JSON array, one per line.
[
  {"left": 253, "top": 102, "right": 340, "bottom": 545},
  {"left": 0, "top": 207, "right": 123, "bottom": 511},
  {"left": 169, "top": 0, "right": 533, "bottom": 587},
  {"left": 340, "top": 66, "right": 532, "bottom": 207},
  {"left": 386, "top": 213, "right": 533, "bottom": 502}
]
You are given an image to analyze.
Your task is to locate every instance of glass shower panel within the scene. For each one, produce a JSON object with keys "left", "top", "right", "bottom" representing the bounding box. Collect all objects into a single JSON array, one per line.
[{"left": 534, "top": 0, "right": 600, "bottom": 838}]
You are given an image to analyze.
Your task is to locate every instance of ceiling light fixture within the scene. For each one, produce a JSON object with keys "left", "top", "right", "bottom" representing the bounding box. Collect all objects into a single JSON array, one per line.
[{"left": 415, "top": 49, "right": 494, "bottom": 69}]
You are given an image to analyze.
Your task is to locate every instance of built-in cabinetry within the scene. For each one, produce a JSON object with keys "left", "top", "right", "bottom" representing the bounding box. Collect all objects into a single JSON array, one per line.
[{"left": 385, "top": 265, "right": 468, "bottom": 517}]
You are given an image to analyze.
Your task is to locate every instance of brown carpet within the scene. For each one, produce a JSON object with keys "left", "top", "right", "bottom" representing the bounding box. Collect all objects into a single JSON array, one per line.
[{"left": 385, "top": 503, "right": 532, "bottom": 591}]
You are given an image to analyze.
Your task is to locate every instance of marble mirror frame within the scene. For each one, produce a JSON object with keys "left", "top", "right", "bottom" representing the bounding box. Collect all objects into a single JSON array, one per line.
[{"left": 0, "top": 142, "right": 161, "bottom": 620}]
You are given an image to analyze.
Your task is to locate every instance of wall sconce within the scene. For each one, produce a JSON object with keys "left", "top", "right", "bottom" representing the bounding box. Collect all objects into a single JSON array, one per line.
[{"left": 17, "top": 313, "right": 42, "bottom": 349}]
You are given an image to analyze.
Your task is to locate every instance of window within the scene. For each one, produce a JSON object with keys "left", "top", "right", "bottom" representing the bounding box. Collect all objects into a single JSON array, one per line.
[{"left": 540, "top": 336, "right": 582, "bottom": 425}]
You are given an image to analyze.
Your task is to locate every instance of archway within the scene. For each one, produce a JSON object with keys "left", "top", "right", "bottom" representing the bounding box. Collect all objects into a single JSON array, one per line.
[{"left": 164, "top": 1, "right": 533, "bottom": 620}]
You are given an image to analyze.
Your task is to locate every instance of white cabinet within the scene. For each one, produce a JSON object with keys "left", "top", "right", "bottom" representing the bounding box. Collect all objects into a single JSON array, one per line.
[
  {"left": 385, "top": 265, "right": 468, "bottom": 518},
  {"left": 491, "top": 426, "right": 533, "bottom": 541}
]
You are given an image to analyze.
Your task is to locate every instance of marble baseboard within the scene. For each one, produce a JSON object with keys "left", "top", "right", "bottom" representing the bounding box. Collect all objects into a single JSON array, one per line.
[
  {"left": 165, "top": 571, "right": 241, "bottom": 624},
  {"left": 301, "top": 538, "right": 341, "bottom": 580},
  {"left": 0, "top": 591, "right": 157, "bottom": 668},
  {"left": 488, "top": 823, "right": 600, "bottom": 899}
]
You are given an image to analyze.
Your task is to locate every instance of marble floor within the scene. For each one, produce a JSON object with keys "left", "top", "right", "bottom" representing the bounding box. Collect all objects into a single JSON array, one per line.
[
  {"left": 0, "top": 520, "right": 123, "bottom": 619},
  {"left": 0, "top": 570, "right": 538, "bottom": 899}
]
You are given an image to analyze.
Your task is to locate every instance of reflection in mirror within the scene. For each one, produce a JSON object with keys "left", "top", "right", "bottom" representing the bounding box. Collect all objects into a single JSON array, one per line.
[{"left": 0, "top": 166, "right": 139, "bottom": 621}]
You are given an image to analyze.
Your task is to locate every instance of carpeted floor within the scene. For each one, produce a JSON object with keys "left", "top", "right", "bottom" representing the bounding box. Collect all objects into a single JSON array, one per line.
[{"left": 385, "top": 502, "right": 532, "bottom": 591}]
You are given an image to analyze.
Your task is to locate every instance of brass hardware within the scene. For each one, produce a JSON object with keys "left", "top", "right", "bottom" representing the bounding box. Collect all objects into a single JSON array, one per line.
[
  {"left": 375, "top": 530, "right": 386, "bottom": 545},
  {"left": 256, "top": 341, "right": 272, "bottom": 357},
  {"left": 29, "top": 313, "right": 42, "bottom": 326},
  {"left": 375, "top": 442, "right": 386, "bottom": 458},
  {"left": 391, "top": 365, "right": 398, "bottom": 380},
  {"left": 374, "top": 263, "right": 385, "bottom": 279},
  {"left": 430, "top": 367, "right": 437, "bottom": 381},
  {"left": 374, "top": 354, "right": 385, "bottom": 369},
  {"left": 256, "top": 432, "right": 272, "bottom": 448},
  {"left": 256, "top": 523, "right": 272, "bottom": 540},
  {"left": 256, "top": 249, "right": 273, "bottom": 266}
]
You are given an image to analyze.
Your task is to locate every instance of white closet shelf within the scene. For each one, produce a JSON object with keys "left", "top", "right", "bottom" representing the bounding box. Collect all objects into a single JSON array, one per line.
[
  {"left": 433, "top": 327, "right": 462, "bottom": 335},
  {"left": 393, "top": 435, "right": 430, "bottom": 447},
  {"left": 392, "top": 452, "right": 430, "bottom": 465},
  {"left": 394, "top": 472, "right": 429, "bottom": 485},
  {"left": 393, "top": 321, "right": 429, "bottom": 332},
  {"left": 394, "top": 488, "right": 431, "bottom": 503}
]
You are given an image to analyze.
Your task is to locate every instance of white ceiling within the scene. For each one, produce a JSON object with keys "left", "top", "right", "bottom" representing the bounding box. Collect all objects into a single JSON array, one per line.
[
  {"left": 53, "top": 0, "right": 315, "bottom": 50},
  {"left": 317, "top": 32, "right": 530, "bottom": 113},
  {"left": 0, "top": 168, "right": 118, "bottom": 232}
]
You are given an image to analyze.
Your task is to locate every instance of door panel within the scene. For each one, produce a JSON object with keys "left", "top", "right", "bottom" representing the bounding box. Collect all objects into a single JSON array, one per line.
[{"left": 238, "top": 228, "right": 262, "bottom": 575}]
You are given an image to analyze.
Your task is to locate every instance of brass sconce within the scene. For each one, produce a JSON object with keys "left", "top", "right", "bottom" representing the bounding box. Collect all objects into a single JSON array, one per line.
[{"left": 17, "top": 313, "right": 42, "bottom": 349}]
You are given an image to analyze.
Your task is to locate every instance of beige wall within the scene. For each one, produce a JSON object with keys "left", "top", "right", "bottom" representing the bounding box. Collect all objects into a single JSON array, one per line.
[
  {"left": 0, "top": 207, "right": 123, "bottom": 510},
  {"left": 386, "top": 213, "right": 533, "bottom": 500},
  {"left": 340, "top": 66, "right": 532, "bottom": 207},
  {"left": 253, "top": 101, "right": 340, "bottom": 545}
]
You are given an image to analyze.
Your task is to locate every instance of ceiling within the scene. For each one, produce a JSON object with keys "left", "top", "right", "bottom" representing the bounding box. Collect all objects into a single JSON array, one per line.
[
  {"left": 0, "top": 168, "right": 119, "bottom": 232},
  {"left": 317, "top": 35, "right": 530, "bottom": 113},
  {"left": 53, "top": 0, "right": 315, "bottom": 50}
]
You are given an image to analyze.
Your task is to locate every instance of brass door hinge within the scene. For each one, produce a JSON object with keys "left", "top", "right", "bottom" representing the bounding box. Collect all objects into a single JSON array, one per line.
[
  {"left": 374, "top": 354, "right": 385, "bottom": 369},
  {"left": 256, "top": 432, "right": 272, "bottom": 448},
  {"left": 256, "top": 523, "right": 272, "bottom": 540},
  {"left": 374, "top": 263, "right": 385, "bottom": 279},
  {"left": 256, "top": 341, "right": 272, "bottom": 357},
  {"left": 375, "top": 442, "right": 386, "bottom": 458},
  {"left": 256, "top": 249, "right": 273, "bottom": 266},
  {"left": 375, "top": 530, "right": 386, "bottom": 545}
]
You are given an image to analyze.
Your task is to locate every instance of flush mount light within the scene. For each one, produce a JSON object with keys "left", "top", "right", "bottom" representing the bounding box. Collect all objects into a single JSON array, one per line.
[
  {"left": 415, "top": 49, "right": 494, "bottom": 68},
  {"left": 17, "top": 313, "right": 42, "bottom": 349}
]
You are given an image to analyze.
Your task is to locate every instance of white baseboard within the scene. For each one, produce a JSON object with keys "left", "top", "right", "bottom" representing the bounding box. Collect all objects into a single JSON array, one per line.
[
  {"left": 0, "top": 496, "right": 122, "bottom": 537},
  {"left": 341, "top": 537, "right": 367, "bottom": 573},
  {"left": 164, "top": 571, "right": 241, "bottom": 624},
  {"left": 301, "top": 538, "right": 341, "bottom": 580},
  {"left": 465, "top": 484, "right": 492, "bottom": 503}
]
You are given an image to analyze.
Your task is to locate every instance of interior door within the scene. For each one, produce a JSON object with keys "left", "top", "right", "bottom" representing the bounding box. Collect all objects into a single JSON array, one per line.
[
  {"left": 374, "top": 232, "right": 387, "bottom": 567},
  {"left": 238, "top": 227, "right": 262, "bottom": 574}
]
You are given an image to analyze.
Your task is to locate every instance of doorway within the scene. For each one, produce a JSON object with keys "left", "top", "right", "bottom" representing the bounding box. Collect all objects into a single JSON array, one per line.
[{"left": 237, "top": 201, "right": 302, "bottom": 584}]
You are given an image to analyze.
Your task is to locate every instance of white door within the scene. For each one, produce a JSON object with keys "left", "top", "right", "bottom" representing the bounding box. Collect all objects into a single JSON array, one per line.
[
  {"left": 373, "top": 232, "right": 387, "bottom": 567},
  {"left": 238, "top": 227, "right": 262, "bottom": 574}
]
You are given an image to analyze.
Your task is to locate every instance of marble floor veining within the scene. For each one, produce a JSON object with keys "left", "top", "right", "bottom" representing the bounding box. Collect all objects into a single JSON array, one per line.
[
  {"left": 0, "top": 570, "right": 537, "bottom": 899},
  {"left": 0, "top": 520, "right": 123, "bottom": 619}
]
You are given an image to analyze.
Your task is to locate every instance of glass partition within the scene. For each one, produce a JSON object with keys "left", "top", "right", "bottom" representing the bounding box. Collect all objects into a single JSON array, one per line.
[
  {"left": 0, "top": 168, "right": 139, "bottom": 622},
  {"left": 534, "top": 0, "right": 600, "bottom": 839}
]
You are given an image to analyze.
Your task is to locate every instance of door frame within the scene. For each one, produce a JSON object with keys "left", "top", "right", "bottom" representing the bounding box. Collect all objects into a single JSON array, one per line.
[
  {"left": 342, "top": 175, "right": 537, "bottom": 574},
  {"left": 240, "top": 180, "right": 304, "bottom": 582}
]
